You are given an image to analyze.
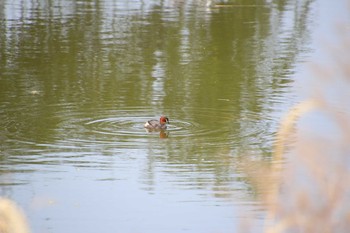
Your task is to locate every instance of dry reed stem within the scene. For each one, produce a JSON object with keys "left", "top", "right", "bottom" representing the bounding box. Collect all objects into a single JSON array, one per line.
[
  {"left": 273, "top": 99, "right": 320, "bottom": 161},
  {"left": 264, "top": 35, "right": 350, "bottom": 233},
  {"left": 263, "top": 99, "right": 350, "bottom": 233},
  {"left": 0, "top": 198, "right": 30, "bottom": 233},
  {"left": 264, "top": 99, "right": 320, "bottom": 233},
  {"left": 246, "top": 21, "right": 350, "bottom": 232}
]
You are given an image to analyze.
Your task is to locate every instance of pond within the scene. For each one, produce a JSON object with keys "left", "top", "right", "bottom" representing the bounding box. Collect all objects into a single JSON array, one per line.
[{"left": 0, "top": 0, "right": 348, "bottom": 232}]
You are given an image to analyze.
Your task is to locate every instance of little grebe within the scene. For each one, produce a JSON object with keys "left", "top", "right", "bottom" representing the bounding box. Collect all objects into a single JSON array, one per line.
[{"left": 144, "top": 116, "right": 169, "bottom": 130}]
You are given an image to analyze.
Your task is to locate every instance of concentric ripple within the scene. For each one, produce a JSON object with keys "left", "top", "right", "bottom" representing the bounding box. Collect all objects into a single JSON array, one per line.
[
  {"left": 67, "top": 105, "right": 275, "bottom": 151},
  {"left": 1, "top": 101, "right": 277, "bottom": 170},
  {"left": 84, "top": 115, "right": 202, "bottom": 141},
  {"left": 2, "top": 102, "right": 276, "bottom": 157},
  {"left": 85, "top": 116, "right": 145, "bottom": 136}
]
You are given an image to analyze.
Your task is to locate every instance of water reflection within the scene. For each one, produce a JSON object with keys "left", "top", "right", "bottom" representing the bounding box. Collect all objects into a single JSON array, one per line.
[{"left": 0, "top": 0, "right": 317, "bottom": 232}]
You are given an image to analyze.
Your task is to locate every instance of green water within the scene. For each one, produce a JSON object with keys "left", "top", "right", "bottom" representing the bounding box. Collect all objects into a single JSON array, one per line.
[{"left": 0, "top": 0, "right": 338, "bottom": 232}]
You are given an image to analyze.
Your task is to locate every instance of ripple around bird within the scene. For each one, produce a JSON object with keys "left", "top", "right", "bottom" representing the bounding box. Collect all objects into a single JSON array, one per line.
[
  {"left": 85, "top": 115, "right": 200, "bottom": 138},
  {"left": 79, "top": 106, "right": 275, "bottom": 150},
  {"left": 2, "top": 103, "right": 275, "bottom": 155}
]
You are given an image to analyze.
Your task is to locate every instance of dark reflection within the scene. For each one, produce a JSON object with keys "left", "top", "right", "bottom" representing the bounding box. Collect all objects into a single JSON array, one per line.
[
  {"left": 0, "top": 0, "right": 314, "bottom": 200},
  {"left": 145, "top": 128, "right": 169, "bottom": 138},
  {"left": 159, "top": 130, "right": 169, "bottom": 139}
]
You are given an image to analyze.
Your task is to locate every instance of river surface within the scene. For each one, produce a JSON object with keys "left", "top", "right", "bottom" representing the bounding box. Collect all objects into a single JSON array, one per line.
[{"left": 0, "top": 0, "right": 348, "bottom": 232}]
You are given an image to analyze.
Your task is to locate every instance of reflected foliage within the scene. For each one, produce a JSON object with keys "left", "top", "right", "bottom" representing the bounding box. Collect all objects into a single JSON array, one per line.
[{"left": 0, "top": 0, "right": 314, "bottom": 196}]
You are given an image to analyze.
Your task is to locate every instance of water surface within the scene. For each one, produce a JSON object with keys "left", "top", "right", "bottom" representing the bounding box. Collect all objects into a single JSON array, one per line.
[{"left": 0, "top": 0, "right": 341, "bottom": 232}]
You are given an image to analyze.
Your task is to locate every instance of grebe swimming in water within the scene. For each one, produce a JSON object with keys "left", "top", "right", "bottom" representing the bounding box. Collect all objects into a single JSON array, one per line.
[{"left": 144, "top": 116, "right": 169, "bottom": 130}]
